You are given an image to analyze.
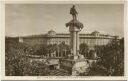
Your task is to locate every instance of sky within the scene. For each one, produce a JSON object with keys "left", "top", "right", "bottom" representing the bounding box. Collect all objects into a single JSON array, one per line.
[{"left": 5, "top": 4, "right": 124, "bottom": 37}]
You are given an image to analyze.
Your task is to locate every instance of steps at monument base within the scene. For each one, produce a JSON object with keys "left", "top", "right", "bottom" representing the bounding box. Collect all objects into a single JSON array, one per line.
[{"left": 49, "top": 69, "right": 70, "bottom": 76}]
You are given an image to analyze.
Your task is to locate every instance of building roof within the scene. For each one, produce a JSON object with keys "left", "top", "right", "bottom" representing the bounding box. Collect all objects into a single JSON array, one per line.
[{"left": 11, "top": 30, "right": 118, "bottom": 39}]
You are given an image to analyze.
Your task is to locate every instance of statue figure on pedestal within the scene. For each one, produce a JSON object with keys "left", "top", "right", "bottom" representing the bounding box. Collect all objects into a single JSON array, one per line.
[
  {"left": 66, "top": 5, "right": 83, "bottom": 30},
  {"left": 70, "top": 5, "right": 78, "bottom": 20}
]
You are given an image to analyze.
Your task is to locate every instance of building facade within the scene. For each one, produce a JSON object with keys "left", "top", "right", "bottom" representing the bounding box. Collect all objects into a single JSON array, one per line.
[{"left": 19, "top": 29, "right": 118, "bottom": 49}]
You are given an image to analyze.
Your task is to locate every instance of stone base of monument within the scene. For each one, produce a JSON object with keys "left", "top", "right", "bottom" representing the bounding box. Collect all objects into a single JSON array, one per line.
[{"left": 60, "top": 55, "right": 90, "bottom": 76}]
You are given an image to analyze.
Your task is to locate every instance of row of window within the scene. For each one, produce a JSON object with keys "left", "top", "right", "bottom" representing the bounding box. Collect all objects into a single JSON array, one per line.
[{"left": 23, "top": 38, "right": 111, "bottom": 46}]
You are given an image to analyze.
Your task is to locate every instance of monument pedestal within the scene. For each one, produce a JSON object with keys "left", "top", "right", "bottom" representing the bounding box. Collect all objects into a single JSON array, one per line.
[{"left": 60, "top": 56, "right": 90, "bottom": 76}]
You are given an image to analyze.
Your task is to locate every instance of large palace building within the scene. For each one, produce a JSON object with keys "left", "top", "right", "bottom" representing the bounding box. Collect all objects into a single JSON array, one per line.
[{"left": 18, "top": 29, "right": 118, "bottom": 49}]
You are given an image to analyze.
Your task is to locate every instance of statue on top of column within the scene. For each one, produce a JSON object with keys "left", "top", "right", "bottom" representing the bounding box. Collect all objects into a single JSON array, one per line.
[
  {"left": 66, "top": 4, "right": 84, "bottom": 30},
  {"left": 70, "top": 5, "right": 78, "bottom": 20}
]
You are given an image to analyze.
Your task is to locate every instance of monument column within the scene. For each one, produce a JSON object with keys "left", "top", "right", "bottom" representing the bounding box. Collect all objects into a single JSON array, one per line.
[
  {"left": 66, "top": 5, "right": 83, "bottom": 59},
  {"left": 70, "top": 31, "right": 73, "bottom": 50},
  {"left": 60, "top": 5, "right": 90, "bottom": 76},
  {"left": 72, "top": 31, "right": 77, "bottom": 55},
  {"left": 76, "top": 31, "right": 79, "bottom": 53}
]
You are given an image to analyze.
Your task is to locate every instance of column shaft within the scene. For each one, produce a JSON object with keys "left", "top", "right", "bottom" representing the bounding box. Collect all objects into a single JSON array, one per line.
[
  {"left": 70, "top": 32, "right": 73, "bottom": 50},
  {"left": 73, "top": 31, "right": 77, "bottom": 55},
  {"left": 76, "top": 32, "right": 79, "bottom": 53}
]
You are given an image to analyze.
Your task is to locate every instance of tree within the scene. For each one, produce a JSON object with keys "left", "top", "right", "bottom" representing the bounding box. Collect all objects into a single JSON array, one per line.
[
  {"left": 34, "top": 44, "right": 48, "bottom": 56},
  {"left": 79, "top": 43, "right": 89, "bottom": 58},
  {"left": 58, "top": 42, "right": 70, "bottom": 57},
  {"left": 5, "top": 40, "right": 49, "bottom": 76},
  {"left": 5, "top": 40, "right": 30, "bottom": 76},
  {"left": 94, "top": 38, "right": 124, "bottom": 76}
]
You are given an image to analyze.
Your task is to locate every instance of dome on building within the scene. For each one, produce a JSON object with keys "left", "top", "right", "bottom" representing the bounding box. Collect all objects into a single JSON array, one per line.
[
  {"left": 47, "top": 29, "right": 56, "bottom": 36},
  {"left": 91, "top": 31, "right": 100, "bottom": 36}
]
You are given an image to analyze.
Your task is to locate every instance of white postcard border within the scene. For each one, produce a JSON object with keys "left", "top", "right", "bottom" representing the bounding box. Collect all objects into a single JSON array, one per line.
[{"left": 0, "top": 0, "right": 127, "bottom": 80}]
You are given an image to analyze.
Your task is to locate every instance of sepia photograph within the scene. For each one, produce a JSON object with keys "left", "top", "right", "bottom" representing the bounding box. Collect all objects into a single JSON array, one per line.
[{"left": 5, "top": 3, "right": 124, "bottom": 76}]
